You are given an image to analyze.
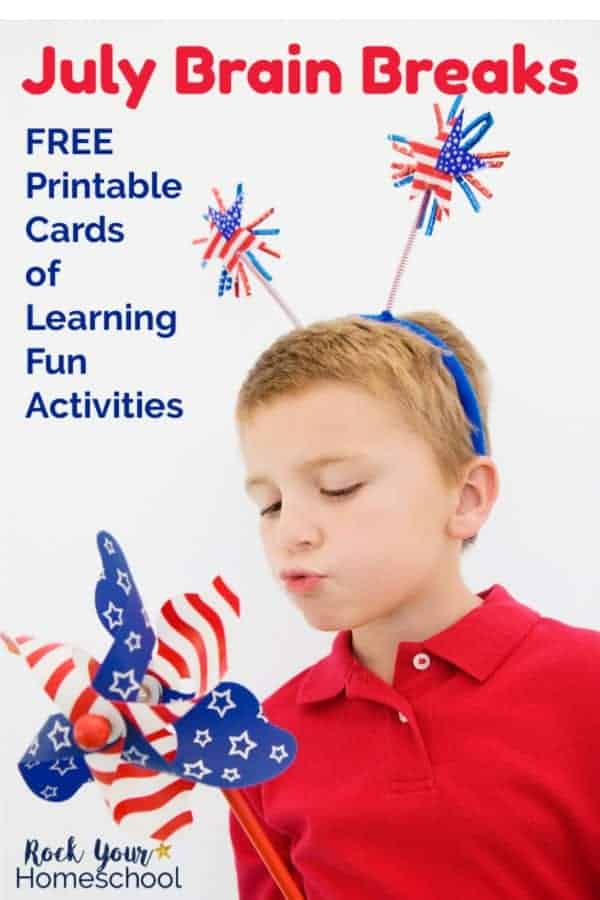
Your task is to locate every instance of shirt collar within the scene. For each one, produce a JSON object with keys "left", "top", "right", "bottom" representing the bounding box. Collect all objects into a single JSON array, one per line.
[{"left": 297, "top": 584, "right": 541, "bottom": 704}]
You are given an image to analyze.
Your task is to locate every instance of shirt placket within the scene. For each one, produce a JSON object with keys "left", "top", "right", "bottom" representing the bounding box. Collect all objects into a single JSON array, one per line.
[{"left": 346, "top": 648, "right": 442, "bottom": 795}]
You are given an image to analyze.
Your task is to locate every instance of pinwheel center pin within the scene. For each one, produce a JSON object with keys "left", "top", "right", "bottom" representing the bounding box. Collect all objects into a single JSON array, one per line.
[{"left": 73, "top": 713, "right": 112, "bottom": 751}]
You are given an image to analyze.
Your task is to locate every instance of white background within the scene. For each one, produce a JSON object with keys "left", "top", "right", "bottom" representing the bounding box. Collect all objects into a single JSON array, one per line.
[{"left": 1, "top": 17, "right": 599, "bottom": 900}]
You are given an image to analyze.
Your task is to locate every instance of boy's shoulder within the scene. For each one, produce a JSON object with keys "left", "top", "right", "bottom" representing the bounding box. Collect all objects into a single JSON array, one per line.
[{"left": 530, "top": 611, "right": 600, "bottom": 679}]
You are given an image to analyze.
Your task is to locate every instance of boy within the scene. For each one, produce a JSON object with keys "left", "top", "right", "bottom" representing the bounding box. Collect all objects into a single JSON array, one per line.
[{"left": 228, "top": 311, "right": 600, "bottom": 899}]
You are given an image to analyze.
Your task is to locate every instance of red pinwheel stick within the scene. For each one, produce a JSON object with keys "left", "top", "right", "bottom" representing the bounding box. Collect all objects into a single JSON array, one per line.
[{"left": 223, "top": 789, "right": 305, "bottom": 900}]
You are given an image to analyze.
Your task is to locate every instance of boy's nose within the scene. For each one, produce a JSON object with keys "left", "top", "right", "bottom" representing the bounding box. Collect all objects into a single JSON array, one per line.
[{"left": 276, "top": 504, "right": 323, "bottom": 552}]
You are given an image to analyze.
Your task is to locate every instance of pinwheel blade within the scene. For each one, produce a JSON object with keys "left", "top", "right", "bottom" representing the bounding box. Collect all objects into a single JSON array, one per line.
[
  {"left": 149, "top": 580, "right": 241, "bottom": 699},
  {"left": 93, "top": 531, "right": 155, "bottom": 699},
  {"left": 18, "top": 714, "right": 91, "bottom": 802},
  {"left": 6, "top": 636, "right": 125, "bottom": 742},
  {"left": 104, "top": 721, "right": 196, "bottom": 840},
  {"left": 173, "top": 681, "right": 297, "bottom": 789}
]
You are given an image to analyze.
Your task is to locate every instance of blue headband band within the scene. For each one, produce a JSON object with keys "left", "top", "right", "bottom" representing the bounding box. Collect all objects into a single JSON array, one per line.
[{"left": 360, "top": 309, "right": 487, "bottom": 456}]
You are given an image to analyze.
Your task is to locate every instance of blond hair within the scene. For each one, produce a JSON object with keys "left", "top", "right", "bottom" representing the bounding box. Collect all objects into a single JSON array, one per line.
[{"left": 236, "top": 311, "right": 492, "bottom": 549}]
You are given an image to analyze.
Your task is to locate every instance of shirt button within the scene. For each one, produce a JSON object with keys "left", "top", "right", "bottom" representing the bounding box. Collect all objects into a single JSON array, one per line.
[
  {"left": 412, "top": 652, "right": 431, "bottom": 671},
  {"left": 397, "top": 711, "right": 409, "bottom": 723}
]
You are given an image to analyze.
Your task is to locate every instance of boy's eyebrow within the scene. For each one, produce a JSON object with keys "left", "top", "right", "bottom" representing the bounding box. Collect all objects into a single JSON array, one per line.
[{"left": 244, "top": 453, "right": 363, "bottom": 492}]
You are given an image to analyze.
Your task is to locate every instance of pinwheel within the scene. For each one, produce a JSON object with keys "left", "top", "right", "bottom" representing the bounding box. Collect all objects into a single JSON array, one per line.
[
  {"left": 3, "top": 531, "right": 303, "bottom": 899},
  {"left": 192, "top": 182, "right": 301, "bottom": 327}
]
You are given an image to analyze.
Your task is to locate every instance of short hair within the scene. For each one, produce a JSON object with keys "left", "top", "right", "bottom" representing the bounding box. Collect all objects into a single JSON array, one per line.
[{"left": 236, "top": 311, "right": 492, "bottom": 549}]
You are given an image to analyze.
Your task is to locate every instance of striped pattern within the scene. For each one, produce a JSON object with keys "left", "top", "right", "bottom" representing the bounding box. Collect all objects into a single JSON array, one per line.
[
  {"left": 409, "top": 136, "right": 453, "bottom": 217},
  {"left": 111, "top": 772, "right": 195, "bottom": 839},
  {"left": 148, "top": 578, "right": 241, "bottom": 699},
  {"left": 8, "top": 636, "right": 125, "bottom": 742},
  {"left": 91, "top": 729, "right": 195, "bottom": 840},
  {"left": 86, "top": 737, "right": 126, "bottom": 786},
  {"left": 202, "top": 226, "right": 258, "bottom": 274},
  {"left": 112, "top": 698, "right": 179, "bottom": 748}
]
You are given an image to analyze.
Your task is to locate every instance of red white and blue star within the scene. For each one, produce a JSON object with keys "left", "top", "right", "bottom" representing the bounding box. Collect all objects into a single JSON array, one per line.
[
  {"left": 192, "top": 183, "right": 281, "bottom": 297},
  {"left": 388, "top": 96, "right": 510, "bottom": 235}
]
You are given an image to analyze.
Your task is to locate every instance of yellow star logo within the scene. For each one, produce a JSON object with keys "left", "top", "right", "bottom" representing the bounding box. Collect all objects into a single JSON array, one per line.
[{"left": 154, "top": 842, "right": 172, "bottom": 860}]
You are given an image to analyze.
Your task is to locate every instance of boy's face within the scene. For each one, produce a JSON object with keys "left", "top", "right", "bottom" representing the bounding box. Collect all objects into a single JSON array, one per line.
[{"left": 239, "top": 380, "right": 472, "bottom": 633}]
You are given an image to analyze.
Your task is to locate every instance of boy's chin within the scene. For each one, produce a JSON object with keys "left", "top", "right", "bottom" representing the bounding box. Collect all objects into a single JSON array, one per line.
[{"left": 296, "top": 605, "right": 352, "bottom": 633}]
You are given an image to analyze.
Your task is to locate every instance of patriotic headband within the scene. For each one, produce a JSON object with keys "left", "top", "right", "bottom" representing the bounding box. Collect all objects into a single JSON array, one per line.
[
  {"left": 361, "top": 310, "right": 487, "bottom": 456},
  {"left": 193, "top": 95, "right": 507, "bottom": 461}
]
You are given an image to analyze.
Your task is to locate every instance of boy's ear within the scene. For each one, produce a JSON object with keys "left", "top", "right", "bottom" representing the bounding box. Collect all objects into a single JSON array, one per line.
[{"left": 447, "top": 457, "right": 500, "bottom": 541}]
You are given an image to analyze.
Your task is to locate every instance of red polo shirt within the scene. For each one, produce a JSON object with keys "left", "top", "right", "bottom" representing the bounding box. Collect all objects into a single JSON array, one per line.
[{"left": 229, "top": 584, "right": 600, "bottom": 899}]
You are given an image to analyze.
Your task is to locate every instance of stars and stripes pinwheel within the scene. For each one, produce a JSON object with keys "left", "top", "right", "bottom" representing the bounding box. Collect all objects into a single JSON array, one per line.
[
  {"left": 193, "top": 183, "right": 281, "bottom": 299},
  {"left": 2, "top": 532, "right": 297, "bottom": 848},
  {"left": 388, "top": 95, "right": 510, "bottom": 237}
]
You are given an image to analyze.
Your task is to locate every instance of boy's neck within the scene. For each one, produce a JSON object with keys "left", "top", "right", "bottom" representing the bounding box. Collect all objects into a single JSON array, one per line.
[{"left": 350, "top": 575, "right": 483, "bottom": 686}]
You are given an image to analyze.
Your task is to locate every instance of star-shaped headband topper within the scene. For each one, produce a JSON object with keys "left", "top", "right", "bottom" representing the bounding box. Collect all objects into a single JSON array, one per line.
[
  {"left": 2, "top": 532, "right": 303, "bottom": 900},
  {"left": 388, "top": 94, "right": 510, "bottom": 235},
  {"left": 192, "top": 182, "right": 301, "bottom": 328},
  {"left": 383, "top": 95, "right": 510, "bottom": 315}
]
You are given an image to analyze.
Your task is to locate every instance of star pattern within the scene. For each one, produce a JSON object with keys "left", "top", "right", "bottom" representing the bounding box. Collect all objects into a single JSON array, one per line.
[
  {"left": 183, "top": 758, "right": 213, "bottom": 781},
  {"left": 116, "top": 568, "right": 132, "bottom": 596},
  {"left": 41, "top": 785, "right": 58, "bottom": 800},
  {"left": 124, "top": 630, "right": 142, "bottom": 652},
  {"left": 437, "top": 111, "right": 486, "bottom": 177},
  {"left": 103, "top": 537, "right": 116, "bottom": 555},
  {"left": 108, "top": 668, "right": 140, "bottom": 700},
  {"left": 50, "top": 757, "right": 78, "bottom": 776},
  {"left": 207, "top": 688, "right": 237, "bottom": 718},
  {"left": 270, "top": 744, "right": 289, "bottom": 764},
  {"left": 122, "top": 745, "right": 149, "bottom": 767},
  {"left": 168, "top": 683, "right": 297, "bottom": 793},
  {"left": 47, "top": 720, "right": 72, "bottom": 752},
  {"left": 229, "top": 730, "right": 258, "bottom": 761},
  {"left": 102, "top": 601, "right": 124, "bottom": 631},
  {"left": 193, "top": 729, "right": 213, "bottom": 749},
  {"left": 208, "top": 193, "right": 243, "bottom": 240}
]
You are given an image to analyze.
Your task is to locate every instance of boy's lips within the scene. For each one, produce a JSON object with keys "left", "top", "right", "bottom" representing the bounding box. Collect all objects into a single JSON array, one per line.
[{"left": 280, "top": 569, "right": 326, "bottom": 593}]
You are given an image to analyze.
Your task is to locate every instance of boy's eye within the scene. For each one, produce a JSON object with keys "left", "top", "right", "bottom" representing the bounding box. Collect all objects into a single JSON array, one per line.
[
  {"left": 321, "top": 483, "right": 363, "bottom": 498},
  {"left": 259, "top": 483, "right": 363, "bottom": 517},
  {"left": 260, "top": 500, "right": 281, "bottom": 517}
]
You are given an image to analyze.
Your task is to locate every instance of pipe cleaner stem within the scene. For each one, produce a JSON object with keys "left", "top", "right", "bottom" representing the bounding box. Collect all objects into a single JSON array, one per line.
[
  {"left": 223, "top": 789, "right": 305, "bottom": 899},
  {"left": 243, "top": 254, "right": 302, "bottom": 329},
  {"left": 385, "top": 191, "right": 430, "bottom": 314}
]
